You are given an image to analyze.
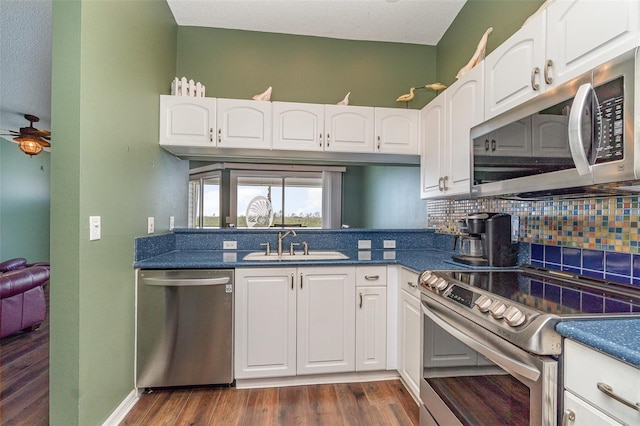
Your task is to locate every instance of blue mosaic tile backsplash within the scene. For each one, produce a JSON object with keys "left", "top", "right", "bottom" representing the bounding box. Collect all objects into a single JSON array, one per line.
[{"left": 530, "top": 243, "right": 640, "bottom": 287}]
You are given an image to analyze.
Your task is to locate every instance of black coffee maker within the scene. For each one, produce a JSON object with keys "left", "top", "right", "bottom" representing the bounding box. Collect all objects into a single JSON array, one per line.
[{"left": 452, "top": 212, "right": 517, "bottom": 267}]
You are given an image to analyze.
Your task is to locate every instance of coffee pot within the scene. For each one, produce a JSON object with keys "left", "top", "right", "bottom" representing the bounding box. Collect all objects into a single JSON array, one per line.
[{"left": 452, "top": 213, "right": 517, "bottom": 267}]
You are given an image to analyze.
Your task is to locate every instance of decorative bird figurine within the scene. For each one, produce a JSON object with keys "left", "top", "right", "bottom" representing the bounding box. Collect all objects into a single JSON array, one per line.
[
  {"left": 396, "top": 87, "right": 416, "bottom": 103},
  {"left": 456, "top": 27, "right": 493, "bottom": 79},
  {"left": 337, "top": 92, "right": 350, "bottom": 105},
  {"left": 424, "top": 83, "right": 447, "bottom": 93},
  {"left": 252, "top": 86, "right": 272, "bottom": 101}
]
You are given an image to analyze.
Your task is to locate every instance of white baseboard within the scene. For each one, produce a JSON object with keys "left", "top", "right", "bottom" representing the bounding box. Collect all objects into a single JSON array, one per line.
[
  {"left": 102, "top": 388, "right": 141, "bottom": 426},
  {"left": 235, "top": 370, "right": 399, "bottom": 389}
]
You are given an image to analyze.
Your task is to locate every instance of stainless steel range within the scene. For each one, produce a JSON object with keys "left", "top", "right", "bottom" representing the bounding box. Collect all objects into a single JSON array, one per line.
[{"left": 418, "top": 265, "right": 640, "bottom": 426}]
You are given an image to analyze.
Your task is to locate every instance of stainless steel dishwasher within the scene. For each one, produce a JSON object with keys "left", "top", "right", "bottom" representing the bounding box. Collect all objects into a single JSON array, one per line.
[{"left": 136, "top": 269, "right": 234, "bottom": 388}]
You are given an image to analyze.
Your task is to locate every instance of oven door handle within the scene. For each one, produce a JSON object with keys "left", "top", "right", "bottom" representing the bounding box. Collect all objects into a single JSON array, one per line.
[{"left": 422, "top": 300, "right": 541, "bottom": 382}]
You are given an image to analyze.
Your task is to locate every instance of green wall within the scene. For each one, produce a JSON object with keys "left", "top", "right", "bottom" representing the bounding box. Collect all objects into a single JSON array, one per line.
[
  {"left": 436, "top": 0, "right": 545, "bottom": 86},
  {"left": 0, "top": 141, "right": 50, "bottom": 262},
  {"left": 50, "top": 1, "right": 186, "bottom": 424},
  {"left": 177, "top": 27, "right": 438, "bottom": 109}
]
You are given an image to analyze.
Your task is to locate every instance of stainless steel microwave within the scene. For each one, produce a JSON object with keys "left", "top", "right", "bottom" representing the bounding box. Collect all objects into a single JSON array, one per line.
[{"left": 471, "top": 47, "right": 638, "bottom": 198}]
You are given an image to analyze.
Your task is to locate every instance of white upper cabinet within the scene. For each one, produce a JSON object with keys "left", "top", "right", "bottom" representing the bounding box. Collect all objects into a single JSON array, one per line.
[
  {"left": 216, "top": 98, "right": 272, "bottom": 149},
  {"left": 484, "top": 10, "right": 547, "bottom": 120},
  {"left": 421, "top": 62, "right": 483, "bottom": 198},
  {"left": 486, "top": 0, "right": 639, "bottom": 120},
  {"left": 272, "top": 102, "right": 325, "bottom": 151},
  {"left": 374, "top": 108, "right": 419, "bottom": 155},
  {"left": 546, "top": 0, "right": 640, "bottom": 85},
  {"left": 324, "top": 105, "right": 375, "bottom": 153},
  {"left": 159, "top": 95, "right": 216, "bottom": 147}
]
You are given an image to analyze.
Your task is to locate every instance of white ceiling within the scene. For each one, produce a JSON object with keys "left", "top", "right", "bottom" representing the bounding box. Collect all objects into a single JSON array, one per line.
[{"left": 167, "top": 0, "right": 467, "bottom": 45}]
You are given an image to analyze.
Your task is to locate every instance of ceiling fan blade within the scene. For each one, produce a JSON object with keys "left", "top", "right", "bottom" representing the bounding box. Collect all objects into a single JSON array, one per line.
[
  {"left": 35, "top": 129, "right": 51, "bottom": 137},
  {"left": 37, "top": 140, "right": 51, "bottom": 147}
]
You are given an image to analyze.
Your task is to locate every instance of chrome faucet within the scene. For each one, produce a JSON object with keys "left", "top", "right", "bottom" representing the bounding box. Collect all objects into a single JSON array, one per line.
[{"left": 277, "top": 229, "right": 297, "bottom": 255}]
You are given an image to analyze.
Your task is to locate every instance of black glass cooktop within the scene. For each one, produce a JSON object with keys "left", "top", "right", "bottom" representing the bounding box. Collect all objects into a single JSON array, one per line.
[{"left": 440, "top": 265, "right": 640, "bottom": 316}]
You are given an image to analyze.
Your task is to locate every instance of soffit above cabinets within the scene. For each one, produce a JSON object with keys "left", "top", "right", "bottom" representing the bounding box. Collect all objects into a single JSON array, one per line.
[{"left": 166, "top": 0, "right": 466, "bottom": 46}]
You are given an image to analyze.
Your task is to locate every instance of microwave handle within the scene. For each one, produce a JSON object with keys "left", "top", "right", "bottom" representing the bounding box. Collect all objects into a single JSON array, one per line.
[
  {"left": 568, "top": 83, "right": 594, "bottom": 176},
  {"left": 422, "top": 300, "right": 541, "bottom": 382}
]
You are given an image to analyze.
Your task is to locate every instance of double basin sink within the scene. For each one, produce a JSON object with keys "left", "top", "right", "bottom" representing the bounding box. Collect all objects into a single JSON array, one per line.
[{"left": 243, "top": 251, "right": 348, "bottom": 261}]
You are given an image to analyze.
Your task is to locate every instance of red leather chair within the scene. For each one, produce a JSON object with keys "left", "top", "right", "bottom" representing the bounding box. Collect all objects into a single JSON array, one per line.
[{"left": 0, "top": 266, "right": 50, "bottom": 338}]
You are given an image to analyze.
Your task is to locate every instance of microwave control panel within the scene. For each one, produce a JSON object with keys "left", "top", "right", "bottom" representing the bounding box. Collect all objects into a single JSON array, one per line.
[{"left": 594, "top": 76, "right": 624, "bottom": 164}]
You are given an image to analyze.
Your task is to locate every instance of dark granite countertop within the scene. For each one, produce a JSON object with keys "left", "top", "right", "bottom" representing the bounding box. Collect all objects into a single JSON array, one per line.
[
  {"left": 557, "top": 319, "right": 640, "bottom": 368},
  {"left": 133, "top": 248, "right": 476, "bottom": 272}
]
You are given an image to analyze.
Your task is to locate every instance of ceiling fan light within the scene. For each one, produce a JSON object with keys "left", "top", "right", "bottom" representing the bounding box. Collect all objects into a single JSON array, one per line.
[{"left": 14, "top": 136, "right": 44, "bottom": 156}]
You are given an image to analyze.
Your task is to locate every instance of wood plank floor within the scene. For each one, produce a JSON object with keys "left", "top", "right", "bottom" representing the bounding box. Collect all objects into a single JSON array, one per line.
[
  {"left": 0, "top": 283, "right": 419, "bottom": 426},
  {"left": 121, "top": 379, "right": 419, "bottom": 426}
]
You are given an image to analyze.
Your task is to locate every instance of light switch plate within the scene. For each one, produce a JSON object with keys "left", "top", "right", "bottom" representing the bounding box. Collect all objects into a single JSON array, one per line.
[
  {"left": 147, "top": 217, "right": 154, "bottom": 234},
  {"left": 223, "top": 240, "right": 237, "bottom": 250},
  {"left": 358, "top": 240, "right": 371, "bottom": 250},
  {"left": 169, "top": 216, "right": 175, "bottom": 231},
  {"left": 383, "top": 240, "right": 396, "bottom": 249},
  {"left": 89, "top": 216, "right": 101, "bottom": 241}
]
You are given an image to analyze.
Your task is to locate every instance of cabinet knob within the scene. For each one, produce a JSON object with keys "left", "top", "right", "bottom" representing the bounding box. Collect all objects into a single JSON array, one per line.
[
  {"left": 544, "top": 59, "right": 554, "bottom": 85},
  {"left": 531, "top": 67, "right": 540, "bottom": 91},
  {"left": 561, "top": 409, "right": 575, "bottom": 426}
]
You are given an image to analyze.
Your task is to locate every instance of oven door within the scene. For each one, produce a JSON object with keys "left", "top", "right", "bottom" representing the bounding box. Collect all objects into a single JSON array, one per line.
[{"left": 420, "top": 296, "right": 558, "bottom": 426}]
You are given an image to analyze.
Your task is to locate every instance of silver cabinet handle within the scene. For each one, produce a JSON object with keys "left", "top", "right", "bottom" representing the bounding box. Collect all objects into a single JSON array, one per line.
[
  {"left": 544, "top": 59, "right": 554, "bottom": 85},
  {"left": 209, "top": 128, "right": 213, "bottom": 142},
  {"left": 291, "top": 272, "right": 294, "bottom": 290},
  {"left": 531, "top": 67, "right": 540, "bottom": 91},
  {"left": 438, "top": 177, "right": 444, "bottom": 191},
  {"left": 359, "top": 292, "right": 363, "bottom": 308},
  {"left": 561, "top": 409, "right": 575, "bottom": 426},
  {"left": 408, "top": 281, "right": 417, "bottom": 288},
  {"left": 491, "top": 139, "right": 496, "bottom": 152},
  {"left": 597, "top": 382, "right": 640, "bottom": 411},
  {"left": 326, "top": 133, "right": 330, "bottom": 147},
  {"left": 365, "top": 275, "right": 379, "bottom": 281},
  {"left": 442, "top": 176, "right": 449, "bottom": 191},
  {"left": 217, "top": 128, "right": 222, "bottom": 143},
  {"left": 485, "top": 139, "right": 490, "bottom": 152},
  {"left": 319, "top": 133, "right": 323, "bottom": 147},
  {"left": 300, "top": 273, "right": 303, "bottom": 289},
  {"left": 377, "top": 135, "right": 381, "bottom": 151}
]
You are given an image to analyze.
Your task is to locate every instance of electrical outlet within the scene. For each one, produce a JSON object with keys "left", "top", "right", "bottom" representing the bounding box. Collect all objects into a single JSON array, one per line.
[
  {"left": 511, "top": 215, "right": 520, "bottom": 243},
  {"left": 358, "top": 240, "right": 371, "bottom": 250},
  {"left": 147, "top": 217, "right": 154, "bottom": 234},
  {"left": 89, "top": 216, "right": 101, "bottom": 241},
  {"left": 223, "top": 240, "right": 237, "bottom": 250},
  {"left": 169, "top": 216, "right": 175, "bottom": 231},
  {"left": 383, "top": 240, "right": 396, "bottom": 249}
]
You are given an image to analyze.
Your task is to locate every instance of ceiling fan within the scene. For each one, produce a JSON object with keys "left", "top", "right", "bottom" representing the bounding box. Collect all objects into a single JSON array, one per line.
[{"left": 1, "top": 114, "right": 51, "bottom": 156}]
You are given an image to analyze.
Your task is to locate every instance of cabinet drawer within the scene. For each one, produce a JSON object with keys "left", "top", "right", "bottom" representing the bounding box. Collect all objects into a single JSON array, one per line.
[
  {"left": 565, "top": 339, "right": 640, "bottom": 425},
  {"left": 356, "top": 266, "right": 387, "bottom": 287},
  {"left": 399, "top": 267, "right": 420, "bottom": 298},
  {"left": 564, "top": 390, "right": 622, "bottom": 426}
]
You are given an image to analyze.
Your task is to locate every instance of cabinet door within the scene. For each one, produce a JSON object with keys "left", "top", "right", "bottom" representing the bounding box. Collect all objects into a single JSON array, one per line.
[
  {"left": 484, "top": 10, "right": 547, "bottom": 120},
  {"left": 546, "top": 0, "right": 640, "bottom": 86},
  {"left": 216, "top": 98, "right": 272, "bottom": 149},
  {"left": 423, "top": 314, "right": 477, "bottom": 368},
  {"left": 356, "top": 286, "right": 387, "bottom": 371},
  {"left": 234, "top": 268, "right": 297, "bottom": 379},
  {"left": 532, "top": 114, "right": 571, "bottom": 158},
  {"left": 564, "top": 391, "right": 623, "bottom": 426},
  {"left": 374, "top": 108, "right": 419, "bottom": 155},
  {"left": 324, "top": 105, "right": 375, "bottom": 153},
  {"left": 398, "top": 289, "right": 421, "bottom": 399},
  {"left": 420, "top": 95, "right": 446, "bottom": 198},
  {"left": 445, "top": 63, "right": 484, "bottom": 196},
  {"left": 159, "top": 95, "right": 216, "bottom": 147},
  {"left": 297, "top": 266, "right": 356, "bottom": 375},
  {"left": 272, "top": 102, "right": 325, "bottom": 151}
]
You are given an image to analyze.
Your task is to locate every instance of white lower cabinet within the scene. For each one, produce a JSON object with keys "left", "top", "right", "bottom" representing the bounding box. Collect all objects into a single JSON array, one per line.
[
  {"left": 398, "top": 268, "right": 421, "bottom": 399},
  {"left": 564, "top": 339, "right": 640, "bottom": 425},
  {"left": 234, "top": 268, "right": 297, "bottom": 379},
  {"left": 355, "top": 266, "right": 387, "bottom": 372},
  {"left": 237, "top": 266, "right": 392, "bottom": 380},
  {"left": 297, "top": 266, "right": 356, "bottom": 375}
]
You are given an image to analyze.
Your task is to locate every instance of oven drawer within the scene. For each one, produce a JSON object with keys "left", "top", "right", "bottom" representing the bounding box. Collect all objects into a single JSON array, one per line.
[
  {"left": 564, "top": 339, "right": 640, "bottom": 425},
  {"left": 399, "top": 267, "right": 420, "bottom": 298}
]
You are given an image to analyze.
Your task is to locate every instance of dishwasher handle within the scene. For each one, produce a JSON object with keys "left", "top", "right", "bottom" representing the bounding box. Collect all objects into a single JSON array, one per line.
[{"left": 142, "top": 276, "right": 231, "bottom": 287}]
